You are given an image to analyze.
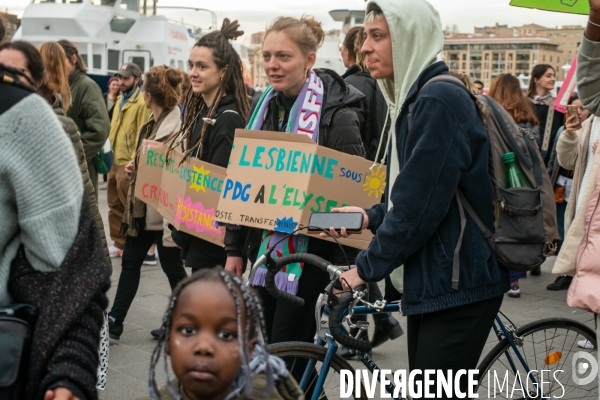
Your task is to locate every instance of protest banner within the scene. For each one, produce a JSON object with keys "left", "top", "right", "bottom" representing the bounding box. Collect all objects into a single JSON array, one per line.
[
  {"left": 134, "top": 140, "right": 226, "bottom": 247},
  {"left": 215, "top": 130, "right": 387, "bottom": 250},
  {"left": 510, "top": 0, "right": 589, "bottom": 15}
]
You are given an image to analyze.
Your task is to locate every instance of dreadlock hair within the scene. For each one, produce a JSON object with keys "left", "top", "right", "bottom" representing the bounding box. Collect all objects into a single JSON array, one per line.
[
  {"left": 58, "top": 39, "right": 88, "bottom": 73},
  {"left": 0, "top": 40, "right": 44, "bottom": 89},
  {"left": 148, "top": 269, "right": 274, "bottom": 400},
  {"left": 38, "top": 41, "right": 72, "bottom": 112},
  {"left": 168, "top": 19, "right": 250, "bottom": 165}
]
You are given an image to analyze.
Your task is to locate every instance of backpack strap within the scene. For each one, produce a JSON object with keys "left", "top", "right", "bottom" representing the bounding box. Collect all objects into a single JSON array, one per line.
[
  {"left": 541, "top": 101, "right": 555, "bottom": 158},
  {"left": 407, "top": 75, "right": 472, "bottom": 132}
]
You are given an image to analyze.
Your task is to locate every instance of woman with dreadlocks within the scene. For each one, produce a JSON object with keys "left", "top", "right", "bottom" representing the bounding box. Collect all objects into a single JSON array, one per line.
[
  {"left": 107, "top": 65, "right": 189, "bottom": 341},
  {"left": 138, "top": 269, "right": 303, "bottom": 400},
  {"left": 168, "top": 19, "right": 249, "bottom": 273}
]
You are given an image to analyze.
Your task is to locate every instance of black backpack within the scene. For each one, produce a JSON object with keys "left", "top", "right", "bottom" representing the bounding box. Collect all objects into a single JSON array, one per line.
[{"left": 407, "top": 75, "right": 559, "bottom": 288}]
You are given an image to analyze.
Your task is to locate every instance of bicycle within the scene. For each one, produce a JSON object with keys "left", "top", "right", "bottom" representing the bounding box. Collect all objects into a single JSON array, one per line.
[{"left": 256, "top": 252, "right": 598, "bottom": 400}]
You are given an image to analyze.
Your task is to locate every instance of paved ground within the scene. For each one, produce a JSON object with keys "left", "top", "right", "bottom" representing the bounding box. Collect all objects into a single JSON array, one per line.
[{"left": 96, "top": 187, "right": 597, "bottom": 400}]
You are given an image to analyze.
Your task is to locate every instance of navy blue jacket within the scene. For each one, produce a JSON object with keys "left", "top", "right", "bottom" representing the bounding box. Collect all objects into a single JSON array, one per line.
[{"left": 355, "top": 62, "right": 509, "bottom": 316}]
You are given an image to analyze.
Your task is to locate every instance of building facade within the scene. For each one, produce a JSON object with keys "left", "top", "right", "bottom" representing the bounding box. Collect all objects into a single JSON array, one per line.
[
  {"left": 537, "top": 25, "right": 584, "bottom": 66},
  {"left": 443, "top": 34, "right": 562, "bottom": 88}
]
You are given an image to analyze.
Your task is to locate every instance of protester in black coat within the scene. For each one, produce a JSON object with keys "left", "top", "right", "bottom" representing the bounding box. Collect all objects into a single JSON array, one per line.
[{"left": 340, "top": 26, "right": 389, "bottom": 163}]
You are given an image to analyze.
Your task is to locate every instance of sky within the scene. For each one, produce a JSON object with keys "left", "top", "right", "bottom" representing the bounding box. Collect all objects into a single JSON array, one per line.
[{"left": 1, "top": 0, "right": 590, "bottom": 43}]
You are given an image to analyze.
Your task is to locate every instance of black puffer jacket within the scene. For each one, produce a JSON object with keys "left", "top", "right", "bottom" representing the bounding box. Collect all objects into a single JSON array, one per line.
[
  {"left": 224, "top": 69, "right": 365, "bottom": 264},
  {"left": 171, "top": 94, "right": 246, "bottom": 263},
  {"left": 342, "top": 64, "right": 388, "bottom": 162}
]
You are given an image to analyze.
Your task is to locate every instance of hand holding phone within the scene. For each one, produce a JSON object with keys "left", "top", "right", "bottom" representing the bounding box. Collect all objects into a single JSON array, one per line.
[
  {"left": 308, "top": 212, "right": 364, "bottom": 234},
  {"left": 312, "top": 207, "right": 370, "bottom": 239},
  {"left": 567, "top": 105, "right": 580, "bottom": 124}
]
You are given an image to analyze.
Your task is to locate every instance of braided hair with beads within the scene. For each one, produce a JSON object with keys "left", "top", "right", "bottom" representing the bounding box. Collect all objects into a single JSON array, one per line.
[
  {"left": 166, "top": 18, "right": 250, "bottom": 165},
  {"left": 148, "top": 269, "right": 274, "bottom": 400}
]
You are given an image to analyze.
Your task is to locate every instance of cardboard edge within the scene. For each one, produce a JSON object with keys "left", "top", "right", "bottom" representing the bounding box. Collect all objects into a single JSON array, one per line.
[{"left": 234, "top": 129, "right": 318, "bottom": 144}]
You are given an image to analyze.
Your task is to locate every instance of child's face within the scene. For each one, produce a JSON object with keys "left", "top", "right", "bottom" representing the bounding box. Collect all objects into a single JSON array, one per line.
[{"left": 168, "top": 280, "right": 252, "bottom": 400}]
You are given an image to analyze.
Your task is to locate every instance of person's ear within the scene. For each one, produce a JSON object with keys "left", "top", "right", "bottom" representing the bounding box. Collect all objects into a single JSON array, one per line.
[
  {"left": 219, "top": 66, "right": 228, "bottom": 82},
  {"left": 306, "top": 52, "right": 316, "bottom": 71}
]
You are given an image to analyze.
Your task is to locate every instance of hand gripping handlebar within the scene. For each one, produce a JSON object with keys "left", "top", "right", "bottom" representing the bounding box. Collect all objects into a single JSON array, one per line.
[{"left": 263, "top": 253, "right": 372, "bottom": 353}]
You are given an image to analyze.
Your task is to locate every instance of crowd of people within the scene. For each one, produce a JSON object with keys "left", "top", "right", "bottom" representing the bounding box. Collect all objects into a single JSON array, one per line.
[{"left": 0, "top": 0, "right": 599, "bottom": 398}]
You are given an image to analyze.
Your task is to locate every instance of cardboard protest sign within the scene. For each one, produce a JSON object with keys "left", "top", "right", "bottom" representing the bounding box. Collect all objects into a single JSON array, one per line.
[
  {"left": 134, "top": 140, "right": 226, "bottom": 246},
  {"left": 510, "top": 0, "right": 589, "bottom": 15},
  {"left": 215, "top": 130, "right": 387, "bottom": 250}
]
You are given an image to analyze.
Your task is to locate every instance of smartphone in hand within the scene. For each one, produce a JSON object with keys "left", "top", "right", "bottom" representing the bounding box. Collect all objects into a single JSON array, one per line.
[
  {"left": 307, "top": 212, "right": 363, "bottom": 234},
  {"left": 566, "top": 105, "right": 580, "bottom": 125}
]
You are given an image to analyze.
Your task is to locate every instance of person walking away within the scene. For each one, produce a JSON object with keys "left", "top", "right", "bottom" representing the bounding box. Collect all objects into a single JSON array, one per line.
[
  {"left": 58, "top": 39, "right": 110, "bottom": 197},
  {"left": 546, "top": 95, "right": 591, "bottom": 291},
  {"left": 330, "top": 1, "right": 508, "bottom": 396},
  {"left": 553, "top": 1, "right": 600, "bottom": 356},
  {"left": 224, "top": 16, "right": 364, "bottom": 382},
  {"left": 106, "top": 62, "right": 151, "bottom": 258},
  {"left": 0, "top": 38, "right": 110, "bottom": 400},
  {"left": 107, "top": 66, "right": 188, "bottom": 340},
  {"left": 167, "top": 19, "right": 249, "bottom": 274},
  {"left": 488, "top": 73, "right": 541, "bottom": 297},
  {"left": 338, "top": 26, "right": 401, "bottom": 356}
]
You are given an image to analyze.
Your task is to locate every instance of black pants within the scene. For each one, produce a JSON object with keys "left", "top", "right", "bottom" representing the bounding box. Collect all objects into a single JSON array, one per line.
[
  {"left": 109, "top": 230, "right": 187, "bottom": 325},
  {"left": 407, "top": 295, "right": 503, "bottom": 399},
  {"left": 257, "top": 263, "right": 330, "bottom": 344},
  {"left": 185, "top": 244, "right": 226, "bottom": 274}
]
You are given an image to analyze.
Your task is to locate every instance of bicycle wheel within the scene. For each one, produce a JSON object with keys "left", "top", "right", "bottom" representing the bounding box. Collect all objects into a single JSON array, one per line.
[
  {"left": 476, "top": 318, "right": 598, "bottom": 399},
  {"left": 268, "top": 341, "right": 367, "bottom": 400}
]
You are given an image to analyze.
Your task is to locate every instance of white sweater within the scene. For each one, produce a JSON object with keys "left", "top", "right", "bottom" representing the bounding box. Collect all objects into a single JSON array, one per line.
[{"left": 0, "top": 93, "right": 83, "bottom": 306}]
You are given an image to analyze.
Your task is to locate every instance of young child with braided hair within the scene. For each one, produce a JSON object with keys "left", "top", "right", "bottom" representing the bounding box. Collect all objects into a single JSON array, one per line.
[{"left": 138, "top": 269, "right": 303, "bottom": 400}]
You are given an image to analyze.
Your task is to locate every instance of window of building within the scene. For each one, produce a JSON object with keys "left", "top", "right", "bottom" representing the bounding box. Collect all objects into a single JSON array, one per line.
[
  {"left": 33, "top": 0, "right": 83, "bottom": 3},
  {"left": 108, "top": 49, "right": 120, "bottom": 71},
  {"left": 119, "top": 0, "right": 138, "bottom": 11},
  {"left": 170, "top": 59, "right": 175, "bottom": 67},
  {"left": 178, "top": 60, "right": 184, "bottom": 69},
  {"left": 91, "top": 0, "right": 116, "bottom": 5},
  {"left": 561, "top": 33, "right": 567, "bottom": 37},
  {"left": 555, "top": 33, "right": 559, "bottom": 37},
  {"left": 550, "top": 56, "right": 553, "bottom": 62},
  {"left": 542, "top": 55, "right": 545, "bottom": 62},
  {"left": 462, "top": 62, "right": 466, "bottom": 69},
  {"left": 462, "top": 53, "right": 466, "bottom": 60},
  {"left": 110, "top": 16, "right": 135, "bottom": 33},
  {"left": 569, "top": 34, "right": 574, "bottom": 37}
]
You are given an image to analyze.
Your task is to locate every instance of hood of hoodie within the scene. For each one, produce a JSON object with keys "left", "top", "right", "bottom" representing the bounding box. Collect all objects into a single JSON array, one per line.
[
  {"left": 366, "top": 0, "right": 443, "bottom": 207},
  {"left": 367, "top": 0, "right": 443, "bottom": 121}
]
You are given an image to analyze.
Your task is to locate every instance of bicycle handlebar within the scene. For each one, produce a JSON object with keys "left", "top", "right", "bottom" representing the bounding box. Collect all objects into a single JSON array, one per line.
[
  {"left": 263, "top": 252, "right": 372, "bottom": 353},
  {"left": 265, "top": 253, "right": 332, "bottom": 307},
  {"left": 327, "top": 285, "right": 372, "bottom": 353}
]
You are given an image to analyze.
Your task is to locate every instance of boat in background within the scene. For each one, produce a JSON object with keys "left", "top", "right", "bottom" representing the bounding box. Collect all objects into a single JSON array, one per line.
[{"left": 13, "top": 0, "right": 253, "bottom": 90}]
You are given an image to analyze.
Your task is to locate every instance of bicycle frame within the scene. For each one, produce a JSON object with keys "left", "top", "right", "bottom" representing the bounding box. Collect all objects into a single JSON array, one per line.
[{"left": 302, "top": 300, "right": 545, "bottom": 400}]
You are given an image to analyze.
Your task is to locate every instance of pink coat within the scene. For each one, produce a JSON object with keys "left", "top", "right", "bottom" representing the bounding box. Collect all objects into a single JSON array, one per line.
[{"left": 568, "top": 167, "right": 600, "bottom": 314}]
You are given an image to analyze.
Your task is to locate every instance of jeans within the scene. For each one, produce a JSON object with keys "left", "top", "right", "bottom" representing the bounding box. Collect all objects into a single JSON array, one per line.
[{"left": 109, "top": 230, "right": 187, "bottom": 325}]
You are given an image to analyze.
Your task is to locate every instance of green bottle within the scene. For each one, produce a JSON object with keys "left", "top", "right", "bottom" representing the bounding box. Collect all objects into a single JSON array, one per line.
[{"left": 503, "top": 152, "right": 528, "bottom": 188}]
